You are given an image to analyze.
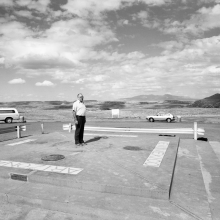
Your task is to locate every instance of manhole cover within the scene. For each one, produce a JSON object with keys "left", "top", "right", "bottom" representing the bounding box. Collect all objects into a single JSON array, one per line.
[
  {"left": 123, "top": 146, "right": 142, "bottom": 151},
  {"left": 41, "top": 154, "right": 65, "bottom": 161}
]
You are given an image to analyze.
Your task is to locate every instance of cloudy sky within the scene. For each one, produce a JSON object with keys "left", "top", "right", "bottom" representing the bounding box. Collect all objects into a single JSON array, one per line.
[{"left": 0, "top": 0, "right": 220, "bottom": 101}]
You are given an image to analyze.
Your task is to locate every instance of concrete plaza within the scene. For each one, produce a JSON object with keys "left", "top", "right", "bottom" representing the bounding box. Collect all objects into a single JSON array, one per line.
[{"left": 0, "top": 122, "right": 220, "bottom": 219}]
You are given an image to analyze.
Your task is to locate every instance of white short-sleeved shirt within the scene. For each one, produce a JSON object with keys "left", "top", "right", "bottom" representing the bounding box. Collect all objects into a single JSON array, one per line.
[{"left": 73, "top": 100, "right": 86, "bottom": 116}]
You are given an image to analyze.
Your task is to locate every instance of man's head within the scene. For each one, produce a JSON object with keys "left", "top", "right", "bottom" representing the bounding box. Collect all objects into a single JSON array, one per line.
[{"left": 77, "top": 93, "right": 84, "bottom": 102}]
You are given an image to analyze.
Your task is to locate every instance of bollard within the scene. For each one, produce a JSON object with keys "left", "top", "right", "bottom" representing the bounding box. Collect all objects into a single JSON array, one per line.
[
  {"left": 41, "top": 123, "right": 44, "bottom": 134},
  {"left": 69, "top": 123, "right": 72, "bottom": 133},
  {"left": 194, "top": 122, "right": 197, "bottom": 140},
  {"left": 17, "top": 126, "right": 21, "bottom": 138},
  {"left": 177, "top": 116, "right": 182, "bottom": 122}
]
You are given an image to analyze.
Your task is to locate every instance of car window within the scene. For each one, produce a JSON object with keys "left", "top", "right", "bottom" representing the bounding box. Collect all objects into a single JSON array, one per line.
[{"left": 0, "top": 110, "right": 16, "bottom": 113}]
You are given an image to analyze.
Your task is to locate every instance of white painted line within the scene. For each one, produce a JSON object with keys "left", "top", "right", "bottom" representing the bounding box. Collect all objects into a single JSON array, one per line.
[
  {"left": 209, "top": 141, "right": 220, "bottom": 162},
  {"left": 0, "top": 160, "right": 83, "bottom": 175},
  {"left": 69, "top": 152, "right": 81, "bottom": 156},
  {"left": 84, "top": 133, "right": 137, "bottom": 137},
  {"left": 7, "top": 139, "right": 36, "bottom": 146},
  {"left": 143, "top": 141, "right": 170, "bottom": 167}
]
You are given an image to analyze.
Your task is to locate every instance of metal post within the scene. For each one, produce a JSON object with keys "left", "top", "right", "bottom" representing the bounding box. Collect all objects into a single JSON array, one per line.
[
  {"left": 69, "top": 123, "right": 71, "bottom": 133},
  {"left": 41, "top": 123, "right": 44, "bottom": 134},
  {"left": 194, "top": 122, "right": 197, "bottom": 140},
  {"left": 17, "top": 126, "right": 21, "bottom": 138}
]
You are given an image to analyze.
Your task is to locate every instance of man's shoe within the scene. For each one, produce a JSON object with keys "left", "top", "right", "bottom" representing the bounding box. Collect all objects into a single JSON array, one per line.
[{"left": 75, "top": 143, "right": 81, "bottom": 146}]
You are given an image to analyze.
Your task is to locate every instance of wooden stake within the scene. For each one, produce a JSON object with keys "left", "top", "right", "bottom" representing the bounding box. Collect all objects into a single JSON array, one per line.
[
  {"left": 194, "top": 122, "right": 197, "bottom": 140},
  {"left": 17, "top": 126, "right": 21, "bottom": 138},
  {"left": 41, "top": 123, "right": 44, "bottom": 134},
  {"left": 69, "top": 123, "right": 72, "bottom": 133}
]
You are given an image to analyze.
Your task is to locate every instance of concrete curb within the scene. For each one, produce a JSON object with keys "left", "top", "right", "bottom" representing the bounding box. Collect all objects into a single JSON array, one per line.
[{"left": 0, "top": 167, "right": 169, "bottom": 199}]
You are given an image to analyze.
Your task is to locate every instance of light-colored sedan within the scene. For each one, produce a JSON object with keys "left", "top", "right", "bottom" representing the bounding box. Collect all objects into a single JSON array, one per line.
[{"left": 146, "top": 112, "right": 175, "bottom": 123}]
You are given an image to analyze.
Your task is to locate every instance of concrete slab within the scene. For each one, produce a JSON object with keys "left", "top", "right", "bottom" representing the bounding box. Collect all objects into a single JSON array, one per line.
[
  {"left": 0, "top": 132, "right": 179, "bottom": 200},
  {"left": 196, "top": 142, "right": 220, "bottom": 220},
  {"left": 209, "top": 141, "right": 220, "bottom": 162},
  {"left": 170, "top": 139, "right": 212, "bottom": 220},
  {"left": 1, "top": 126, "right": 220, "bottom": 219},
  {"left": 0, "top": 179, "right": 196, "bottom": 220}
]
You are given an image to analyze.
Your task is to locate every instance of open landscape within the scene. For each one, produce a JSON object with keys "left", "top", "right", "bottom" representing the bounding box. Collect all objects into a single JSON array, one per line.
[{"left": 1, "top": 97, "right": 220, "bottom": 124}]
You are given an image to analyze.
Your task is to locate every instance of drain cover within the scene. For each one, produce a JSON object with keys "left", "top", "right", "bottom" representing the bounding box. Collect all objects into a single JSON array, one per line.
[
  {"left": 123, "top": 146, "right": 142, "bottom": 151},
  {"left": 41, "top": 154, "right": 65, "bottom": 161}
]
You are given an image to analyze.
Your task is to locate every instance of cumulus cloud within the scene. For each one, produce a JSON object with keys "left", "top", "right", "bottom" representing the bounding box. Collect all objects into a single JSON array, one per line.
[
  {"left": 35, "top": 80, "right": 55, "bottom": 86},
  {"left": 0, "top": 17, "right": 117, "bottom": 69},
  {"left": 0, "top": 0, "right": 13, "bottom": 7},
  {"left": 60, "top": 0, "right": 172, "bottom": 17},
  {"left": 14, "top": 0, "right": 50, "bottom": 13},
  {"left": 14, "top": 10, "right": 33, "bottom": 18},
  {"left": 158, "top": 4, "right": 220, "bottom": 39},
  {"left": 0, "top": 0, "right": 220, "bottom": 99},
  {"left": 0, "top": 57, "right": 5, "bottom": 64},
  {"left": 8, "top": 78, "right": 26, "bottom": 84}
]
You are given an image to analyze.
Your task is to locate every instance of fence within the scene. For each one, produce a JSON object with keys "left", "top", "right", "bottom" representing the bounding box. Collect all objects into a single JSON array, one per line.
[
  {"left": 0, "top": 125, "right": 26, "bottom": 138},
  {"left": 63, "top": 122, "right": 204, "bottom": 140}
]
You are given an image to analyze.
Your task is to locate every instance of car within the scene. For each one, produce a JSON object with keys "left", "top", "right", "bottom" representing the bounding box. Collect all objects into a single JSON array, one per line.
[
  {"left": 0, "top": 108, "right": 25, "bottom": 123},
  {"left": 146, "top": 112, "right": 175, "bottom": 123}
]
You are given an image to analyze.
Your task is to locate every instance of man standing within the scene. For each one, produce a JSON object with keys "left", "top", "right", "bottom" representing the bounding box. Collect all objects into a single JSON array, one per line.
[{"left": 72, "top": 93, "right": 86, "bottom": 146}]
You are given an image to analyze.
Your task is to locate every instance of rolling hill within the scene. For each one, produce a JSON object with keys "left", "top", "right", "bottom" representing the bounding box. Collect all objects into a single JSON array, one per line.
[
  {"left": 191, "top": 93, "right": 220, "bottom": 108},
  {"left": 120, "top": 94, "right": 196, "bottom": 102}
]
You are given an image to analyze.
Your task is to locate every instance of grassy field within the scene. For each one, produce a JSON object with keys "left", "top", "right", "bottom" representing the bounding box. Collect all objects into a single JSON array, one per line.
[{"left": 1, "top": 100, "right": 219, "bottom": 123}]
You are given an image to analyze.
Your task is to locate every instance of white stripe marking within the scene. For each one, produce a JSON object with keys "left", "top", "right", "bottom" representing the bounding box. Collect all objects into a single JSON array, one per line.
[
  {"left": 85, "top": 133, "right": 137, "bottom": 137},
  {"left": 8, "top": 139, "right": 36, "bottom": 146},
  {"left": 0, "top": 160, "right": 83, "bottom": 175},
  {"left": 143, "top": 141, "right": 170, "bottom": 167}
]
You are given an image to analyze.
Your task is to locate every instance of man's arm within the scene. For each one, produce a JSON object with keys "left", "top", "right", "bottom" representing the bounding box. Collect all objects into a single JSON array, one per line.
[{"left": 72, "top": 110, "right": 78, "bottom": 124}]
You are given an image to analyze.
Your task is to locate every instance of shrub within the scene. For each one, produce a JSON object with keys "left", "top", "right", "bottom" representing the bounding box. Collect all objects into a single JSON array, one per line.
[{"left": 99, "top": 101, "right": 125, "bottom": 110}]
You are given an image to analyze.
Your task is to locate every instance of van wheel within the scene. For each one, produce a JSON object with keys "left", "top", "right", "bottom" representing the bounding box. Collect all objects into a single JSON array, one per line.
[
  {"left": 5, "top": 117, "right": 13, "bottom": 123},
  {"left": 166, "top": 118, "right": 171, "bottom": 123},
  {"left": 149, "top": 118, "right": 154, "bottom": 122}
]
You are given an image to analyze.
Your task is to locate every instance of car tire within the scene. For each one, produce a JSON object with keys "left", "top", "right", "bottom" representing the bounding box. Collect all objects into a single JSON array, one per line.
[
  {"left": 166, "top": 118, "right": 171, "bottom": 123},
  {"left": 149, "top": 118, "right": 154, "bottom": 122},
  {"left": 5, "top": 117, "right": 13, "bottom": 123}
]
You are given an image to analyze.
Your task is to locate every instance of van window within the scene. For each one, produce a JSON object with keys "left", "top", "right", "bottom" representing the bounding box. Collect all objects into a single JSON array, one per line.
[{"left": 0, "top": 110, "right": 16, "bottom": 113}]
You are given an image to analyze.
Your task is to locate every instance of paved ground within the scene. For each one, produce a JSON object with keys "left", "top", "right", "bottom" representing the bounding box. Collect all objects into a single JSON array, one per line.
[{"left": 0, "top": 121, "right": 220, "bottom": 219}]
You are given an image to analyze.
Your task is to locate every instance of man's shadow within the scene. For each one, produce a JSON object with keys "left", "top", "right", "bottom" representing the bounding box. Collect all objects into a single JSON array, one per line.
[{"left": 85, "top": 136, "right": 108, "bottom": 144}]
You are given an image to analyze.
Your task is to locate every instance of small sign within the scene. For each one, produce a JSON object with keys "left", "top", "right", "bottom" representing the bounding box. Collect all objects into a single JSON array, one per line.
[
  {"left": 63, "top": 124, "right": 69, "bottom": 130},
  {"left": 112, "top": 109, "right": 119, "bottom": 118},
  {"left": 21, "top": 125, "right": 26, "bottom": 131}
]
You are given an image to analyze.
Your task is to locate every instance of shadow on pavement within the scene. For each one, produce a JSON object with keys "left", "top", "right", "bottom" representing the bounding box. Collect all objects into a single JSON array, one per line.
[{"left": 85, "top": 136, "right": 108, "bottom": 144}]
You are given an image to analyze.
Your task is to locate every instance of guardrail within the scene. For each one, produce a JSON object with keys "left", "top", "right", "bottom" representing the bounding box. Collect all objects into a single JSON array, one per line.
[
  {"left": 0, "top": 125, "right": 26, "bottom": 138},
  {"left": 63, "top": 122, "right": 204, "bottom": 140}
]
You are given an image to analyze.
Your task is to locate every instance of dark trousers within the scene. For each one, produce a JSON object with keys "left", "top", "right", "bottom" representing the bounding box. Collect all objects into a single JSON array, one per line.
[{"left": 75, "top": 116, "right": 85, "bottom": 144}]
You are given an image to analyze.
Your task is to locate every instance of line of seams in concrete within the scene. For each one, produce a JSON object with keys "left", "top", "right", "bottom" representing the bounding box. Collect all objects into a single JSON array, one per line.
[{"left": 170, "top": 139, "right": 220, "bottom": 220}]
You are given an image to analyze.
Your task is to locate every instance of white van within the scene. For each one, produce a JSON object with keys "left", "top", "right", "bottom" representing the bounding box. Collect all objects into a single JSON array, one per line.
[{"left": 0, "top": 108, "right": 25, "bottom": 123}]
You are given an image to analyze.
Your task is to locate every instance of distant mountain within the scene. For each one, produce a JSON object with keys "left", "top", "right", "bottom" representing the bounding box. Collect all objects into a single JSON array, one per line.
[
  {"left": 191, "top": 93, "right": 220, "bottom": 108},
  {"left": 120, "top": 94, "right": 196, "bottom": 102}
]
